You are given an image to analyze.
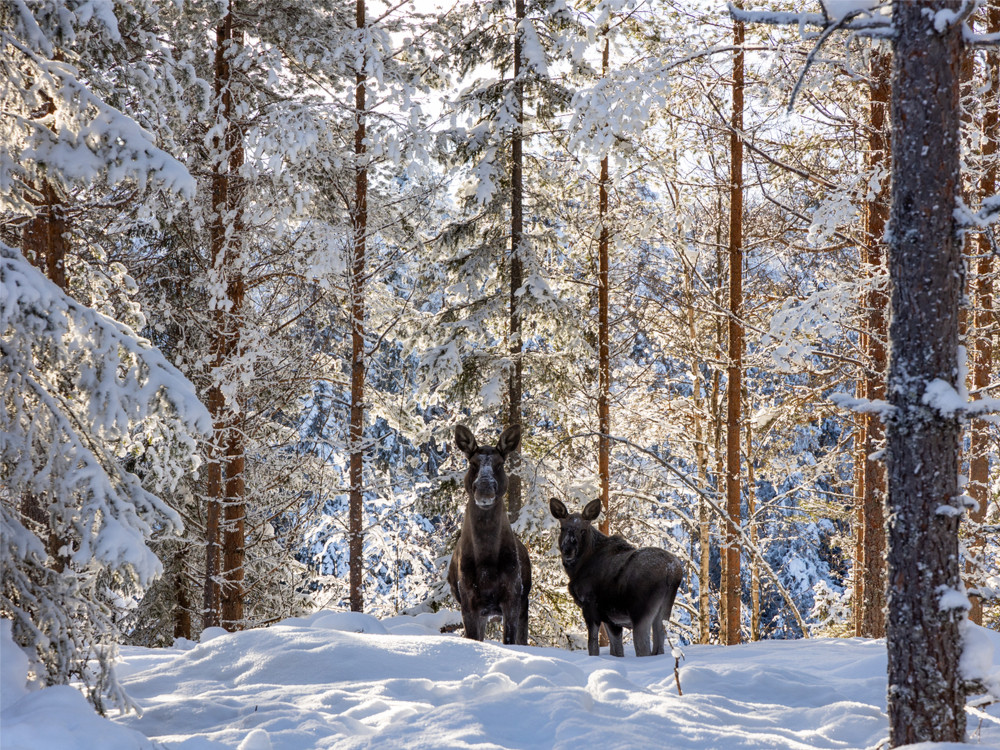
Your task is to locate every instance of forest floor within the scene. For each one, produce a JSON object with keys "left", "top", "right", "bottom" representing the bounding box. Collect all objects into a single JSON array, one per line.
[{"left": 2, "top": 611, "right": 999, "bottom": 749}]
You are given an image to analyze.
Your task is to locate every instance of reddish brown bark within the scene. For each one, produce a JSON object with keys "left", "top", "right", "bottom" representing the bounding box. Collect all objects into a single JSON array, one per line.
[
  {"left": 723, "top": 5, "right": 745, "bottom": 647},
  {"left": 967, "top": 0, "right": 998, "bottom": 626},
  {"left": 597, "top": 34, "right": 611, "bottom": 537},
  {"left": 859, "top": 45, "right": 890, "bottom": 639},
  {"left": 507, "top": 0, "right": 526, "bottom": 522},
  {"left": 349, "top": 0, "right": 368, "bottom": 614},
  {"left": 204, "top": 3, "right": 246, "bottom": 632},
  {"left": 21, "top": 173, "right": 70, "bottom": 573}
]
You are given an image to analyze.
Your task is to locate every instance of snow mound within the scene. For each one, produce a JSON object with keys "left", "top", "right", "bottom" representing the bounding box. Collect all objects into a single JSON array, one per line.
[
  {"left": 0, "top": 621, "right": 160, "bottom": 750},
  {"left": 4, "top": 614, "right": 999, "bottom": 750}
]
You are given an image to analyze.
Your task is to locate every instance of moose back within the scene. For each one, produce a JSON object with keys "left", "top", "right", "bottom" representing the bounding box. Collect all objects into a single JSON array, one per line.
[
  {"left": 550, "top": 497, "right": 682, "bottom": 657},
  {"left": 448, "top": 424, "right": 531, "bottom": 645}
]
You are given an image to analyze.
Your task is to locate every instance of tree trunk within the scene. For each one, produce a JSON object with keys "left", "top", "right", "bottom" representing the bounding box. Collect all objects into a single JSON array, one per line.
[
  {"left": 746, "top": 407, "right": 760, "bottom": 641},
  {"left": 349, "top": 0, "right": 368, "bottom": 614},
  {"left": 597, "top": 33, "right": 611, "bottom": 536},
  {"left": 204, "top": 3, "right": 245, "bottom": 632},
  {"left": 860, "top": 44, "right": 890, "bottom": 639},
  {"left": 507, "top": 0, "right": 526, "bottom": 523},
  {"left": 967, "top": 0, "right": 998, "bottom": 627},
  {"left": 723, "top": 4, "right": 744, "bottom": 647},
  {"left": 173, "top": 545, "right": 192, "bottom": 641},
  {"left": 852, "top": 407, "right": 865, "bottom": 637},
  {"left": 22, "top": 173, "right": 70, "bottom": 573},
  {"left": 886, "top": 3, "right": 966, "bottom": 744}
]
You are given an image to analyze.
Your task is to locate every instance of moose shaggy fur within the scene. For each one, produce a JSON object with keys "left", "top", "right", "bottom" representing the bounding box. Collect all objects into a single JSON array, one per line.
[
  {"left": 448, "top": 424, "right": 531, "bottom": 644},
  {"left": 550, "top": 498, "right": 683, "bottom": 657}
]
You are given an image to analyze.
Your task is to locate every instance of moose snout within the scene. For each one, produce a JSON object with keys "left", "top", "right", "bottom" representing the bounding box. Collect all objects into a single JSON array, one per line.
[
  {"left": 474, "top": 480, "right": 497, "bottom": 507},
  {"left": 474, "top": 477, "right": 497, "bottom": 495},
  {"left": 560, "top": 535, "right": 578, "bottom": 562}
]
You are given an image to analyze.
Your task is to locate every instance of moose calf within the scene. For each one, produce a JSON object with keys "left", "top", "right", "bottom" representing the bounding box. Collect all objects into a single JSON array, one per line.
[{"left": 550, "top": 498, "right": 682, "bottom": 657}]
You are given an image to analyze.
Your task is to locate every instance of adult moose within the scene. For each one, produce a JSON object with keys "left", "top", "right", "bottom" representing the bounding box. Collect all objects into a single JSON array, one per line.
[
  {"left": 448, "top": 424, "right": 531, "bottom": 645},
  {"left": 550, "top": 498, "right": 682, "bottom": 657}
]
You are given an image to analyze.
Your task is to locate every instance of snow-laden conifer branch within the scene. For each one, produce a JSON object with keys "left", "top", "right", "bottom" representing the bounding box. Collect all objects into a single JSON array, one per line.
[{"left": 1, "top": 242, "right": 210, "bottom": 708}]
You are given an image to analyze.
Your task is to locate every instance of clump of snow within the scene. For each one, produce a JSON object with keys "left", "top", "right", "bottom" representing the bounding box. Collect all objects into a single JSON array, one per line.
[
  {"left": 962, "top": 620, "right": 1000, "bottom": 707},
  {"left": 822, "top": 0, "right": 877, "bottom": 22},
  {"left": 922, "top": 378, "right": 966, "bottom": 418}
]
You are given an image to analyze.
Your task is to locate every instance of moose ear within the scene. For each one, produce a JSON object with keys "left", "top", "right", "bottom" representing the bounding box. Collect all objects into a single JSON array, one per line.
[
  {"left": 549, "top": 497, "right": 568, "bottom": 519},
  {"left": 455, "top": 425, "right": 478, "bottom": 457},
  {"left": 582, "top": 499, "right": 603, "bottom": 522},
  {"left": 497, "top": 424, "right": 522, "bottom": 456}
]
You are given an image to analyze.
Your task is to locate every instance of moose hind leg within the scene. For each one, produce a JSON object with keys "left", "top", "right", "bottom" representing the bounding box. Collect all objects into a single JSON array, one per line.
[
  {"left": 632, "top": 614, "right": 654, "bottom": 657},
  {"left": 607, "top": 624, "right": 625, "bottom": 657},
  {"left": 652, "top": 614, "right": 666, "bottom": 655}
]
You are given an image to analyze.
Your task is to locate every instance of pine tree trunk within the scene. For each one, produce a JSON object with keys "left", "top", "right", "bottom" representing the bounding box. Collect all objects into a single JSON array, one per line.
[
  {"left": 886, "top": 3, "right": 967, "bottom": 744},
  {"left": 860, "top": 44, "right": 889, "bottom": 639},
  {"left": 967, "top": 1, "right": 998, "bottom": 627},
  {"left": 349, "top": 0, "right": 368, "bottom": 614},
  {"left": 597, "top": 33, "right": 611, "bottom": 537},
  {"left": 21, "top": 174, "right": 70, "bottom": 573},
  {"left": 723, "top": 5, "right": 744, "bottom": 647},
  {"left": 852, "top": 407, "right": 865, "bottom": 637},
  {"left": 746, "top": 409, "right": 760, "bottom": 641},
  {"left": 204, "top": 3, "right": 245, "bottom": 631},
  {"left": 507, "top": 0, "right": 526, "bottom": 523},
  {"left": 173, "top": 545, "right": 192, "bottom": 641}
]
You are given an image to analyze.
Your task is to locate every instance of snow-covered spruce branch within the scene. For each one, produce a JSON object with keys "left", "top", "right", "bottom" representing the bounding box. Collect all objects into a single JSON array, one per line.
[{"left": 532, "top": 432, "right": 810, "bottom": 638}]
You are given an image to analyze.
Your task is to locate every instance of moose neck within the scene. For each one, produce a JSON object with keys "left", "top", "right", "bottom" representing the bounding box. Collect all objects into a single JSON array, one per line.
[{"left": 464, "top": 494, "right": 510, "bottom": 558}]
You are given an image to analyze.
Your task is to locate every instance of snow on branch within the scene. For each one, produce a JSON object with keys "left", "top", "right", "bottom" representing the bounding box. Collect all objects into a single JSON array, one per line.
[
  {"left": 727, "top": 1, "right": 892, "bottom": 36},
  {"left": 956, "top": 193, "right": 1000, "bottom": 228},
  {"left": 1, "top": 16, "right": 195, "bottom": 214},
  {"left": 829, "top": 391, "right": 894, "bottom": 417},
  {"left": 1, "top": 243, "right": 212, "bottom": 577},
  {"left": 922, "top": 378, "right": 1000, "bottom": 419}
]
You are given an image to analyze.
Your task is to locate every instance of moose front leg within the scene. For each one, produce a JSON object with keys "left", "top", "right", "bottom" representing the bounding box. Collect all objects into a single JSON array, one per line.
[
  {"left": 462, "top": 609, "right": 484, "bottom": 641},
  {"left": 586, "top": 618, "right": 602, "bottom": 656},
  {"left": 501, "top": 585, "right": 528, "bottom": 645}
]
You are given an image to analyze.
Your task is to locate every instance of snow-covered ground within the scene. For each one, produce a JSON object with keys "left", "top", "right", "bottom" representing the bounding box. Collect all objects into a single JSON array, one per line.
[{"left": 2, "top": 612, "right": 999, "bottom": 750}]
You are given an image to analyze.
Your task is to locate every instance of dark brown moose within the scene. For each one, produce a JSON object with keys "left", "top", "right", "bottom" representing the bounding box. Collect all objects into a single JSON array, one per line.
[
  {"left": 549, "top": 497, "right": 682, "bottom": 657},
  {"left": 448, "top": 424, "right": 531, "bottom": 645}
]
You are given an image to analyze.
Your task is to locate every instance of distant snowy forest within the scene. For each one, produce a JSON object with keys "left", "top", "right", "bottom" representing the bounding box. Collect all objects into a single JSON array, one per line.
[{"left": 1, "top": 0, "right": 998, "bottom": 745}]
